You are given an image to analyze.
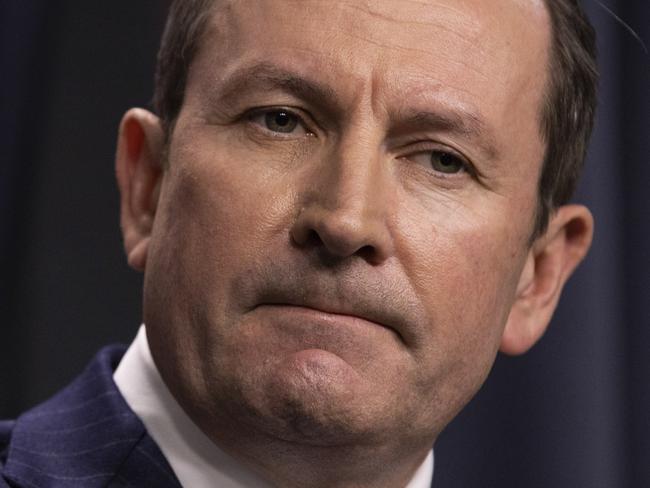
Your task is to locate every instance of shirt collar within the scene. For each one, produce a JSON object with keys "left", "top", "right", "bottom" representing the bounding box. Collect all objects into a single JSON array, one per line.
[{"left": 114, "top": 325, "right": 434, "bottom": 487}]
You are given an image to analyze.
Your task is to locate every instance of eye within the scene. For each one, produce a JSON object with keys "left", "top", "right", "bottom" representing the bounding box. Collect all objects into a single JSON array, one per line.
[
  {"left": 409, "top": 150, "right": 468, "bottom": 176},
  {"left": 430, "top": 151, "right": 465, "bottom": 174},
  {"left": 249, "top": 109, "right": 310, "bottom": 136}
]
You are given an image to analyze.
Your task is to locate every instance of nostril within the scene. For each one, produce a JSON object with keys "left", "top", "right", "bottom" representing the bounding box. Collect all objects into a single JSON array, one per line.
[
  {"left": 357, "top": 245, "right": 377, "bottom": 262},
  {"left": 291, "top": 227, "right": 322, "bottom": 248},
  {"left": 315, "top": 242, "right": 379, "bottom": 267},
  {"left": 306, "top": 229, "right": 322, "bottom": 246}
]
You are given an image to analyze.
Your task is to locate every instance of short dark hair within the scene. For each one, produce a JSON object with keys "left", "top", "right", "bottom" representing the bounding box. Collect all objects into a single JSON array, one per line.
[
  {"left": 537, "top": 0, "right": 598, "bottom": 237},
  {"left": 153, "top": 0, "right": 214, "bottom": 137},
  {"left": 153, "top": 0, "right": 598, "bottom": 239}
]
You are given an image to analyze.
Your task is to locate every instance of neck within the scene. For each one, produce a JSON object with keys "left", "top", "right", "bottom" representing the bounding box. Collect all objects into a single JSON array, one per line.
[{"left": 201, "top": 414, "right": 433, "bottom": 488}]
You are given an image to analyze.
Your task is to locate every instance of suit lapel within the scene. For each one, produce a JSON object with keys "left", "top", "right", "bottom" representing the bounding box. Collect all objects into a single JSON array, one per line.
[
  {"left": 106, "top": 434, "right": 180, "bottom": 488},
  {"left": 2, "top": 346, "right": 181, "bottom": 488}
]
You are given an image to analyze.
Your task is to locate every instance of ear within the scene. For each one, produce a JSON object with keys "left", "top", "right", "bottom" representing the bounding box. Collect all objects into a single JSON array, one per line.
[
  {"left": 115, "top": 108, "right": 165, "bottom": 272},
  {"left": 500, "top": 204, "right": 594, "bottom": 355}
]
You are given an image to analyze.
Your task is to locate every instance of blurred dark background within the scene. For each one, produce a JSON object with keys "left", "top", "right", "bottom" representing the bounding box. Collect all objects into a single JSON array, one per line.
[{"left": 1, "top": 1, "right": 648, "bottom": 487}]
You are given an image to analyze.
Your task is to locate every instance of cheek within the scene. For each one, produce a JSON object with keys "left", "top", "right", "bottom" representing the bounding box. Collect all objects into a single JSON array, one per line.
[
  {"left": 144, "top": 138, "right": 299, "bottom": 392},
  {"left": 149, "top": 132, "right": 307, "bottom": 326},
  {"left": 396, "top": 208, "right": 531, "bottom": 425},
  {"left": 401, "top": 195, "right": 531, "bottom": 366},
  {"left": 160, "top": 140, "right": 290, "bottom": 260}
]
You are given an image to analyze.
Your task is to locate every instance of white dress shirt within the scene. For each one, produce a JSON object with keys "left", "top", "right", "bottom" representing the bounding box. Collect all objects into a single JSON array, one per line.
[{"left": 114, "top": 326, "right": 434, "bottom": 488}]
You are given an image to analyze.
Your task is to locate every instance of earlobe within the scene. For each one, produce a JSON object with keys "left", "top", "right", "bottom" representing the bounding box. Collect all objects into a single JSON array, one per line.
[
  {"left": 115, "top": 108, "right": 165, "bottom": 272},
  {"left": 500, "top": 205, "right": 594, "bottom": 355}
]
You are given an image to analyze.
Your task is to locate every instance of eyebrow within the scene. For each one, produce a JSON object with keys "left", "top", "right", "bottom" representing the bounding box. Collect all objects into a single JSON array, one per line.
[
  {"left": 392, "top": 109, "right": 500, "bottom": 161},
  {"left": 214, "top": 62, "right": 341, "bottom": 118}
]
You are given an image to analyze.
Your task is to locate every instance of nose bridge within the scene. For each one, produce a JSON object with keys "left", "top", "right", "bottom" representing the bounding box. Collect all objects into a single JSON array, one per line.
[
  {"left": 316, "top": 77, "right": 384, "bottom": 217},
  {"left": 291, "top": 126, "right": 394, "bottom": 263},
  {"left": 322, "top": 131, "right": 383, "bottom": 218}
]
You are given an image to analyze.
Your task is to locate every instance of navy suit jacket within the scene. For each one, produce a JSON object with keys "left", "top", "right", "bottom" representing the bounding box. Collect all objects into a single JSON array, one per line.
[{"left": 0, "top": 346, "right": 182, "bottom": 488}]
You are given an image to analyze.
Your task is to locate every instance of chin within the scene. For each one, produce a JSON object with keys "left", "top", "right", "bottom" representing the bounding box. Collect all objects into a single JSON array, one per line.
[{"left": 215, "top": 348, "right": 393, "bottom": 445}]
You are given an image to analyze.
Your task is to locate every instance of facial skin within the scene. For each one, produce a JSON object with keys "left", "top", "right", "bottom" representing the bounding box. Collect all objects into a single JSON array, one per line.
[{"left": 116, "top": 1, "right": 593, "bottom": 486}]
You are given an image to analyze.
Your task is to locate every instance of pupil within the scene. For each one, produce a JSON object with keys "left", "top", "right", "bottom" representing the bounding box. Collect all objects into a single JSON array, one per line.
[
  {"left": 440, "top": 154, "right": 454, "bottom": 166},
  {"left": 275, "top": 112, "right": 289, "bottom": 126}
]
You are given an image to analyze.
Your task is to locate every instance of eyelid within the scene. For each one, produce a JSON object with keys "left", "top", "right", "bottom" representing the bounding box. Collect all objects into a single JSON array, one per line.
[{"left": 397, "top": 141, "right": 478, "bottom": 177}]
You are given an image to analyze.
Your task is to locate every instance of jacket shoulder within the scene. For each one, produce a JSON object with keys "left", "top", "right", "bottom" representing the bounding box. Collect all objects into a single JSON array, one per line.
[
  {"left": 0, "top": 420, "right": 14, "bottom": 450},
  {"left": 0, "top": 420, "right": 15, "bottom": 487},
  {"left": 1, "top": 344, "right": 179, "bottom": 487},
  {"left": 1, "top": 345, "right": 138, "bottom": 488},
  {"left": 0, "top": 420, "right": 16, "bottom": 474}
]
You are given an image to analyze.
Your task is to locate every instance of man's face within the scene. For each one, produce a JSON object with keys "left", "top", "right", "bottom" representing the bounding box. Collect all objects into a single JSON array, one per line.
[{"left": 144, "top": 0, "right": 550, "bottom": 451}]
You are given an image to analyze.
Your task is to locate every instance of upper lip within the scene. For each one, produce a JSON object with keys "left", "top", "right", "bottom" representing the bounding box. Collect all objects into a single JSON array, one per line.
[{"left": 262, "top": 297, "right": 390, "bottom": 325}]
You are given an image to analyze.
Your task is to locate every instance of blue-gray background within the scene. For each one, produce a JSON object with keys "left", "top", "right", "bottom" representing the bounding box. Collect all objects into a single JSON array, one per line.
[{"left": 1, "top": 1, "right": 648, "bottom": 486}]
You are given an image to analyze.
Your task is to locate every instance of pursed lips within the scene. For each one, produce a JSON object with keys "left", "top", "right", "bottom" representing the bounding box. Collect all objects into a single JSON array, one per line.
[
  {"left": 254, "top": 295, "right": 408, "bottom": 345},
  {"left": 237, "top": 263, "right": 423, "bottom": 347}
]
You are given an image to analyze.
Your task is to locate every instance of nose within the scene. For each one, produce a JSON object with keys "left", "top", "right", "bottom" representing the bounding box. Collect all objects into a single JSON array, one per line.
[{"left": 290, "top": 138, "right": 394, "bottom": 265}]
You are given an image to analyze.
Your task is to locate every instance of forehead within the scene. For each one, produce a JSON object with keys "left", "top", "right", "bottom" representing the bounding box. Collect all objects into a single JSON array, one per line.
[
  {"left": 205, "top": 1, "right": 548, "bottom": 73},
  {"left": 199, "top": 1, "right": 548, "bottom": 100}
]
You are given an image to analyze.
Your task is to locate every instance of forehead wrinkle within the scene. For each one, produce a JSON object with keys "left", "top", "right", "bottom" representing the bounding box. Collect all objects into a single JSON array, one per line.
[
  {"left": 302, "top": 8, "right": 490, "bottom": 87},
  {"left": 328, "top": 7, "right": 483, "bottom": 56},
  {"left": 307, "top": 26, "right": 491, "bottom": 90},
  {"left": 340, "top": 0, "right": 480, "bottom": 34},
  {"left": 216, "top": 62, "right": 337, "bottom": 104}
]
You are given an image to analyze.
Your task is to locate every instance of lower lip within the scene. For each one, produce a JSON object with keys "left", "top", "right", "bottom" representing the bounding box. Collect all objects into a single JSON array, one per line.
[
  {"left": 255, "top": 304, "right": 383, "bottom": 330},
  {"left": 250, "top": 305, "right": 402, "bottom": 365}
]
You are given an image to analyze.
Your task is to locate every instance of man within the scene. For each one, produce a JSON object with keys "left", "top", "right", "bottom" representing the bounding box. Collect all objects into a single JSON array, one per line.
[{"left": 0, "top": 0, "right": 598, "bottom": 486}]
